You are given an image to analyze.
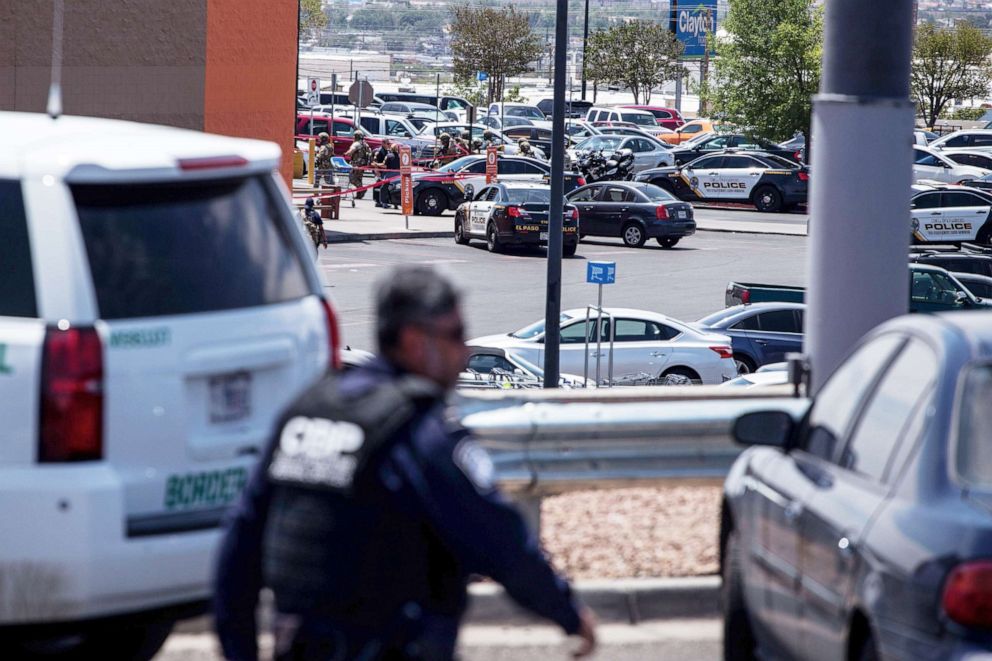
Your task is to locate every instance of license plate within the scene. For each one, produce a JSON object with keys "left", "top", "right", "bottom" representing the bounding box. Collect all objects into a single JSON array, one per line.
[
  {"left": 209, "top": 371, "right": 252, "bottom": 424},
  {"left": 540, "top": 231, "right": 549, "bottom": 241},
  {"left": 164, "top": 467, "right": 249, "bottom": 510},
  {"left": 678, "top": 210, "right": 688, "bottom": 219}
]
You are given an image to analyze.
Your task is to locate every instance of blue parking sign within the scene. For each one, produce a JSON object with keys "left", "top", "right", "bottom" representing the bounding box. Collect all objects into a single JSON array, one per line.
[
  {"left": 477, "top": 71, "right": 488, "bottom": 82},
  {"left": 587, "top": 261, "right": 616, "bottom": 285}
]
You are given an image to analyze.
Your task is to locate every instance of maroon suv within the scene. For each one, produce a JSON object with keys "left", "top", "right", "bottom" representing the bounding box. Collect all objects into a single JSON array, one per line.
[{"left": 618, "top": 106, "right": 684, "bottom": 131}]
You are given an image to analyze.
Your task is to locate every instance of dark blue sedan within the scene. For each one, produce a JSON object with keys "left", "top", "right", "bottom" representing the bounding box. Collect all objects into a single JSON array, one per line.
[
  {"left": 695, "top": 303, "right": 804, "bottom": 374},
  {"left": 722, "top": 311, "right": 992, "bottom": 660}
]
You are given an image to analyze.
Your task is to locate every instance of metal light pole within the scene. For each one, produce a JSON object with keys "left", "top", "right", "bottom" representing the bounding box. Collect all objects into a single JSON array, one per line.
[
  {"left": 581, "top": 0, "right": 590, "bottom": 100},
  {"left": 543, "top": 0, "right": 569, "bottom": 389},
  {"left": 806, "top": 0, "right": 915, "bottom": 391}
]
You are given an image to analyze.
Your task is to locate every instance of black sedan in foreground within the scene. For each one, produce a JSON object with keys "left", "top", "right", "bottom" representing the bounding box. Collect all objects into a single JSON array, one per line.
[
  {"left": 722, "top": 311, "right": 992, "bottom": 660},
  {"left": 565, "top": 181, "right": 695, "bottom": 248}
]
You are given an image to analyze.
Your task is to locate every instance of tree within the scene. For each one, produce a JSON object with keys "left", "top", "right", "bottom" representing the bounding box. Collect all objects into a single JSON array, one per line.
[
  {"left": 584, "top": 21, "right": 685, "bottom": 105},
  {"left": 912, "top": 22, "right": 992, "bottom": 129},
  {"left": 450, "top": 5, "right": 543, "bottom": 104},
  {"left": 707, "top": 0, "right": 822, "bottom": 142},
  {"left": 299, "top": 0, "right": 327, "bottom": 41}
]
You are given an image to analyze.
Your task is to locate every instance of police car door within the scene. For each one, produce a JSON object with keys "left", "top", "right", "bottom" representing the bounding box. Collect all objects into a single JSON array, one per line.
[
  {"left": 714, "top": 155, "right": 763, "bottom": 201},
  {"left": 938, "top": 190, "right": 989, "bottom": 242},
  {"left": 681, "top": 155, "right": 724, "bottom": 200},
  {"left": 470, "top": 186, "right": 500, "bottom": 236},
  {"left": 911, "top": 191, "right": 943, "bottom": 242}
]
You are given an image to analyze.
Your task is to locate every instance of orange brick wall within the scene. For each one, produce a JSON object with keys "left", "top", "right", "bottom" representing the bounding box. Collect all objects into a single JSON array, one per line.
[{"left": 204, "top": 0, "right": 298, "bottom": 184}]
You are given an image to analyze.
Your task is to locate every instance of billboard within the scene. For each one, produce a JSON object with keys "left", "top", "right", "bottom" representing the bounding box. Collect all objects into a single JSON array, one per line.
[{"left": 673, "top": 1, "right": 717, "bottom": 59}]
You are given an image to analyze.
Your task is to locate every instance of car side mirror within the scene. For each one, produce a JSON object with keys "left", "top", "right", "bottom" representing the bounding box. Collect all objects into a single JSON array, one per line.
[
  {"left": 733, "top": 411, "right": 794, "bottom": 448},
  {"left": 464, "top": 184, "right": 475, "bottom": 201},
  {"left": 955, "top": 290, "right": 970, "bottom": 305}
]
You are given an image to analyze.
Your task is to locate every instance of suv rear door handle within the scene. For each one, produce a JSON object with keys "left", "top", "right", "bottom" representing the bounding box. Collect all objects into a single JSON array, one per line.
[
  {"left": 649, "top": 351, "right": 666, "bottom": 357},
  {"left": 755, "top": 340, "right": 769, "bottom": 346}
]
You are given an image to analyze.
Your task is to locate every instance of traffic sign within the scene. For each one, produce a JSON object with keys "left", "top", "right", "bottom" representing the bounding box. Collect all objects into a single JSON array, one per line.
[
  {"left": 586, "top": 261, "right": 616, "bottom": 285},
  {"left": 477, "top": 71, "right": 488, "bottom": 82},
  {"left": 348, "top": 80, "right": 375, "bottom": 108},
  {"left": 485, "top": 146, "right": 498, "bottom": 184},
  {"left": 306, "top": 78, "right": 320, "bottom": 106},
  {"left": 400, "top": 146, "right": 414, "bottom": 216}
]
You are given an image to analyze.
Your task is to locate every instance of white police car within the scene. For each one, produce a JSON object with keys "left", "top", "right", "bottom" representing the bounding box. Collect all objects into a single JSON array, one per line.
[
  {"left": 0, "top": 111, "right": 338, "bottom": 656},
  {"left": 911, "top": 183, "right": 992, "bottom": 244}
]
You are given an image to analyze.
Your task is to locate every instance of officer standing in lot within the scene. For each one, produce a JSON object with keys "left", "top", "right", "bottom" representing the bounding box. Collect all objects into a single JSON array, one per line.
[
  {"left": 213, "top": 265, "right": 597, "bottom": 661},
  {"left": 315, "top": 132, "right": 334, "bottom": 186},
  {"left": 345, "top": 130, "right": 372, "bottom": 198}
]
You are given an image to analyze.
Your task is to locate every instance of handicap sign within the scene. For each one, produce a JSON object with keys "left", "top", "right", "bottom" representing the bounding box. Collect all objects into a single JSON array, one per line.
[{"left": 586, "top": 261, "right": 616, "bottom": 285}]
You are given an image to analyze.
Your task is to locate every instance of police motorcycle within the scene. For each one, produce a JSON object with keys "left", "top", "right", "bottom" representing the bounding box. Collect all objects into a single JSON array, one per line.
[{"left": 576, "top": 148, "right": 635, "bottom": 183}]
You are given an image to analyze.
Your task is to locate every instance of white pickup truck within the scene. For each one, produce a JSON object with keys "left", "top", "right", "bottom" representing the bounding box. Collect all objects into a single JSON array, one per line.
[{"left": 0, "top": 111, "right": 339, "bottom": 658}]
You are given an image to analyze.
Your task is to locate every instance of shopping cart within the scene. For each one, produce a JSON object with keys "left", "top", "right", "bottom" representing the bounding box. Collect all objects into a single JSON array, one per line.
[{"left": 329, "top": 156, "right": 356, "bottom": 208}]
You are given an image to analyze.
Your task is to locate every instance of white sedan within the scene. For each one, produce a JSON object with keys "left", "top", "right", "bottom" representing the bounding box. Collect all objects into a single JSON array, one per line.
[
  {"left": 914, "top": 145, "right": 990, "bottom": 184},
  {"left": 468, "top": 308, "right": 737, "bottom": 385}
]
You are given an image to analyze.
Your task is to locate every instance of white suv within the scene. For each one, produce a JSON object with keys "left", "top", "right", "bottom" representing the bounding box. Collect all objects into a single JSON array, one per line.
[{"left": 0, "top": 112, "right": 339, "bottom": 657}]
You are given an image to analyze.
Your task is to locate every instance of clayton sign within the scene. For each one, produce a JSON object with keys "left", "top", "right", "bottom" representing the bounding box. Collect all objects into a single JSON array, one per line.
[{"left": 674, "top": 1, "right": 717, "bottom": 58}]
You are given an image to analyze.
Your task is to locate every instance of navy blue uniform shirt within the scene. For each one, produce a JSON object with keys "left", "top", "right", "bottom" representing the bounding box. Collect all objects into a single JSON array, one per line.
[{"left": 213, "top": 358, "right": 582, "bottom": 661}]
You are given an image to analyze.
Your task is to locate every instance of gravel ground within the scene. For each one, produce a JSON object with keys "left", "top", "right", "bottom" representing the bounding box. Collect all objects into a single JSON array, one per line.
[{"left": 540, "top": 486, "right": 722, "bottom": 580}]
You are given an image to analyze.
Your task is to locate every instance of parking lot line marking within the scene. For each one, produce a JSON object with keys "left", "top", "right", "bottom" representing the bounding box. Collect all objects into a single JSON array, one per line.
[{"left": 323, "top": 263, "right": 380, "bottom": 269}]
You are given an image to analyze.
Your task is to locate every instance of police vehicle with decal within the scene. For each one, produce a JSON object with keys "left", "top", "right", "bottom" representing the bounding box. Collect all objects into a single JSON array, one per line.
[
  {"left": 911, "top": 183, "right": 992, "bottom": 245},
  {"left": 633, "top": 150, "right": 809, "bottom": 212},
  {"left": 386, "top": 154, "right": 584, "bottom": 216},
  {"left": 453, "top": 182, "right": 580, "bottom": 256},
  {"left": 0, "top": 111, "right": 338, "bottom": 657}
]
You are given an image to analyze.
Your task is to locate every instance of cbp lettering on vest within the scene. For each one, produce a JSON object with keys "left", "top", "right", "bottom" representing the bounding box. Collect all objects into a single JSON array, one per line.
[{"left": 213, "top": 265, "right": 597, "bottom": 661}]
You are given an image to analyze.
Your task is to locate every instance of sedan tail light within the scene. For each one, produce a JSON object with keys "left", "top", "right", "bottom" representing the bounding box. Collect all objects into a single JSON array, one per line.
[
  {"left": 656, "top": 205, "right": 670, "bottom": 220},
  {"left": 798, "top": 170, "right": 810, "bottom": 182},
  {"left": 39, "top": 326, "right": 104, "bottom": 462},
  {"left": 320, "top": 298, "right": 342, "bottom": 371},
  {"left": 943, "top": 561, "right": 992, "bottom": 629},
  {"left": 577, "top": 177, "right": 587, "bottom": 187},
  {"left": 569, "top": 208, "right": 579, "bottom": 221},
  {"left": 507, "top": 206, "right": 526, "bottom": 218},
  {"left": 709, "top": 345, "right": 734, "bottom": 360}
]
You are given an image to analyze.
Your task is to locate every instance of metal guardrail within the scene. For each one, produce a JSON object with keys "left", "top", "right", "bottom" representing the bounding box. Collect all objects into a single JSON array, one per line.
[{"left": 456, "top": 385, "right": 811, "bottom": 495}]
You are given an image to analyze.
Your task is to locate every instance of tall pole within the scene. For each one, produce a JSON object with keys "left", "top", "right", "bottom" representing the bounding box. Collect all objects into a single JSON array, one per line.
[
  {"left": 581, "top": 0, "right": 590, "bottom": 100},
  {"left": 543, "top": 0, "right": 568, "bottom": 389},
  {"left": 806, "top": 0, "right": 915, "bottom": 391}
]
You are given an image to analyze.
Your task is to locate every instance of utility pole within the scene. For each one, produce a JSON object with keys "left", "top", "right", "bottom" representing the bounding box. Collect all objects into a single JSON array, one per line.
[
  {"left": 543, "top": 0, "right": 568, "bottom": 389},
  {"left": 581, "top": 0, "right": 590, "bottom": 100},
  {"left": 806, "top": 0, "right": 915, "bottom": 392}
]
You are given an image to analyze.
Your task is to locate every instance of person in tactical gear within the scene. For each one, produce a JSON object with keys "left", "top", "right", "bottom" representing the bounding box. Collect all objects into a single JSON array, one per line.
[
  {"left": 345, "top": 130, "right": 373, "bottom": 198},
  {"left": 213, "top": 265, "right": 597, "bottom": 661},
  {"left": 517, "top": 139, "right": 534, "bottom": 158},
  {"left": 301, "top": 197, "right": 327, "bottom": 249},
  {"left": 431, "top": 132, "right": 457, "bottom": 169},
  {"left": 315, "top": 132, "right": 334, "bottom": 186}
]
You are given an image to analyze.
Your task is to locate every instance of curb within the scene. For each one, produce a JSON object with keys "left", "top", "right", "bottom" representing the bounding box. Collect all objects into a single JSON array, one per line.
[
  {"left": 465, "top": 575, "right": 721, "bottom": 626},
  {"left": 326, "top": 230, "right": 453, "bottom": 243}
]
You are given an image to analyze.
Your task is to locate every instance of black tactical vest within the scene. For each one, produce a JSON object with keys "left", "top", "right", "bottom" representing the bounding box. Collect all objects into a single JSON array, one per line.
[{"left": 261, "top": 373, "right": 446, "bottom": 623}]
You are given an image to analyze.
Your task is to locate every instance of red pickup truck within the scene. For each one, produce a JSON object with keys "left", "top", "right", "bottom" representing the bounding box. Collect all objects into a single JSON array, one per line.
[{"left": 295, "top": 113, "right": 384, "bottom": 157}]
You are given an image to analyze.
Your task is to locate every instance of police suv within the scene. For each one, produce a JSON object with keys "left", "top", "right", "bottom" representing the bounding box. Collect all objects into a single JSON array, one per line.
[
  {"left": 634, "top": 150, "right": 809, "bottom": 212},
  {"left": 453, "top": 182, "right": 580, "bottom": 256},
  {"left": 911, "top": 183, "right": 992, "bottom": 245},
  {"left": 0, "top": 112, "right": 338, "bottom": 657},
  {"left": 386, "top": 154, "right": 584, "bottom": 216}
]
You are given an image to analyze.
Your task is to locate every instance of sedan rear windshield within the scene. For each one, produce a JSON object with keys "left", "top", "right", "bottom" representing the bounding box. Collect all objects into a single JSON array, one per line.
[
  {"left": 956, "top": 364, "right": 992, "bottom": 489},
  {"left": 620, "top": 113, "right": 657, "bottom": 127},
  {"left": 72, "top": 175, "right": 311, "bottom": 320},
  {"left": 506, "top": 189, "right": 552, "bottom": 205},
  {"left": 638, "top": 186, "right": 678, "bottom": 202}
]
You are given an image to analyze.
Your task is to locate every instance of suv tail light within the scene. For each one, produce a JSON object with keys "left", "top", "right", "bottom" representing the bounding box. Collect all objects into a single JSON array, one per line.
[
  {"left": 798, "top": 170, "right": 810, "bottom": 182},
  {"left": 943, "top": 561, "right": 992, "bottom": 629},
  {"left": 39, "top": 326, "right": 104, "bottom": 462},
  {"left": 320, "top": 298, "right": 342, "bottom": 370},
  {"left": 710, "top": 345, "right": 734, "bottom": 360},
  {"left": 656, "top": 205, "right": 670, "bottom": 220},
  {"left": 741, "top": 289, "right": 751, "bottom": 305},
  {"left": 507, "top": 206, "right": 526, "bottom": 218}
]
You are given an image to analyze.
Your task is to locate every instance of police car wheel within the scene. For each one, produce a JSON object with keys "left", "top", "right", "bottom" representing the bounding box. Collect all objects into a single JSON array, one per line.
[
  {"left": 656, "top": 237, "right": 679, "bottom": 249},
  {"left": 454, "top": 218, "right": 470, "bottom": 245},
  {"left": 622, "top": 223, "right": 646, "bottom": 248},
  {"left": 977, "top": 227, "right": 992, "bottom": 246},
  {"left": 486, "top": 224, "right": 502, "bottom": 253},
  {"left": 752, "top": 186, "right": 783, "bottom": 213},
  {"left": 564, "top": 242, "right": 577, "bottom": 257},
  {"left": 420, "top": 189, "right": 446, "bottom": 216}
]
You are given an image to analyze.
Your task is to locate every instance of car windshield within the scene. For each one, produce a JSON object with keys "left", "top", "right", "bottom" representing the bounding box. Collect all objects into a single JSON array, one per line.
[
  {"left": 638, "top": 185, "right": 678, "bottom": 202},
  {"left": 510, "top": 313, "right": 574, "bottom": 339},
  {"left": 507, "top": 351, "right": 545, "bottom": 377},
  {"left": 955, "top": 364, "right": 992, "bottom": 489},
  {"left": 506, "top": 189, "right": 552, "bottom": 205},
  {"left": 621, "top": 112, "right": 657, "bottom": 127},
  {"left": 505, "top": 106, "right": 545, "bottom": 120},
  {"left": 437, "top": 156, "right": 478, "bottom": 172},
  {"left": 575, "top": 135, "right": 623, "bottom": 151}
]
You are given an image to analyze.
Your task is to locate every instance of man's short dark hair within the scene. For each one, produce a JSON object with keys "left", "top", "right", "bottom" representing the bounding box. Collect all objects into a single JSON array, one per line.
[{"left": 376, "top": 266, "right": 461, "bottom": 352}]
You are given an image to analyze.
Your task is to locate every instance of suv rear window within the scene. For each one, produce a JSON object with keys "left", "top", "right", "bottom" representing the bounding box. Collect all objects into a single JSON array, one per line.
[
  {"left": 955, "top": 364, "right": 992, "bottom": 488},
  {"left": 72, "top": 176, "right": 310, "bottom": 319},
  {"left": 0, "top": 180, "right": 38, "bottom": 318}
]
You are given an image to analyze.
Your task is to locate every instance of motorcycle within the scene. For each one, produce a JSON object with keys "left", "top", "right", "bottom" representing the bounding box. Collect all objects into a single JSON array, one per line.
[{"left": 575, "top": 147, "right": 635, "bottom": 183}]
